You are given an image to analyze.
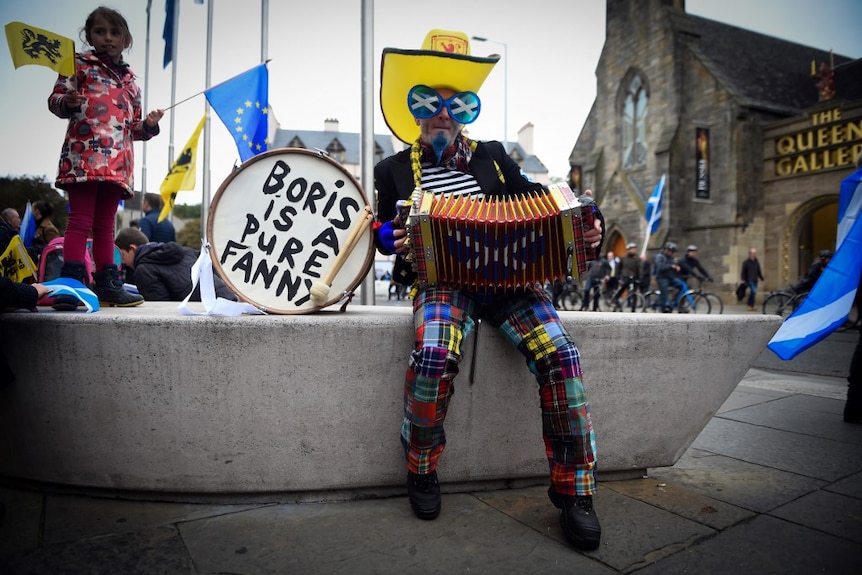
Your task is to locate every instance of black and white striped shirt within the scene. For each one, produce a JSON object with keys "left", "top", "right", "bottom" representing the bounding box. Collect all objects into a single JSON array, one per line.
[{"left": 420, "top": 165, "right": 483, "bottom": 198}]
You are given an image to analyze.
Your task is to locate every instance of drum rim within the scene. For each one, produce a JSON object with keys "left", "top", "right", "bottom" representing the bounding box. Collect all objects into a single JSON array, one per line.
[{"left": 206, "top": 147, "right": 376, "bottom": 314}]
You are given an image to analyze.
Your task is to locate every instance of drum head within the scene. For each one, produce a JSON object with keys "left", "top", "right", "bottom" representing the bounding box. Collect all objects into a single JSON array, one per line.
[{"left": 207, "top": 148, "right": 374, "bottom": 314}]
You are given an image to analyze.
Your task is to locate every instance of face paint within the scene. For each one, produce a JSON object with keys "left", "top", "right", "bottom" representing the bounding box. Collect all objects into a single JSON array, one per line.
[{"left": 432, "top": 131, "right": 449, "bottom": 166}]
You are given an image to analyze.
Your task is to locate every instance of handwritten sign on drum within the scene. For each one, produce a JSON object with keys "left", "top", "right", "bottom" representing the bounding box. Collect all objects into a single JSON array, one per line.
[{"left": 207, "top": 148, "right": 374, "bottom": 314}]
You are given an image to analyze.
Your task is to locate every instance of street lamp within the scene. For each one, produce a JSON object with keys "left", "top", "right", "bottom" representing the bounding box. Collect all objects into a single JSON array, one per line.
[{"left": 471, "top": 35, "right": 508, "bottom": 152}]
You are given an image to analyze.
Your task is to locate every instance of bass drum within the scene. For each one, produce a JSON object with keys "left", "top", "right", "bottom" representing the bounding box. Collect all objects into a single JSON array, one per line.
[{"left": 207, "top": 148, "right": 375, "bottom": 314}]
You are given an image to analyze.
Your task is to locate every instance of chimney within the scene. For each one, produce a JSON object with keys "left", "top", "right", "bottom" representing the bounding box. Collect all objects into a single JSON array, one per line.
[
  {"left": 518, "top": 122, "right": 534, "bottom": 155},
  {"left": 324, "top": 118, "right": 339, "bottom": 132}
]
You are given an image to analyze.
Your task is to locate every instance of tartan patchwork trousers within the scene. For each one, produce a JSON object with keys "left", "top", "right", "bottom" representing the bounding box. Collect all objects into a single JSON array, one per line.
[{"left": 402, "top": 285, "right": 597, "bottom": 496}]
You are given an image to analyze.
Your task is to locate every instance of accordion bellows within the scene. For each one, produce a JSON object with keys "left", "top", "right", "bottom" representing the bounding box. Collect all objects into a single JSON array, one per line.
[{"left": 405, "top": 184, "right": 596, "bottom": 291}]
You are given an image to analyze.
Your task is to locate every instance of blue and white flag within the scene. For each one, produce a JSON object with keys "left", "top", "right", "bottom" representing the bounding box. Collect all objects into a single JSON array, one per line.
[
  {"left": 645, "top": 173, "right": 665, "bottom": 235},
  {"left": 43, "top": 278, "right": 100, "bottom": 313},
  {"left": 768, "top": 165, "right": 862, "bottom": 360},
  {"left": 205, "top": 63, "right": 270, "bottom": 163},
  {"left": 19, "top": 200, "right": 35, "bottom": 248}
]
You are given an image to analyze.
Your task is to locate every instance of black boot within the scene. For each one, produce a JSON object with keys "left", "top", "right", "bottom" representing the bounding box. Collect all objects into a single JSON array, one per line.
[
  {"left": 91, "top": 263, "right": 143, "bottom": 307},
  {"left": 548, "top": 486, "right": 601, "bottom": 551},
  {"left": 407, "top": 471, "right": 441, "bottom": 520},
  {"left": 52, "top": 261, "right": 88, "bottom": 311}
]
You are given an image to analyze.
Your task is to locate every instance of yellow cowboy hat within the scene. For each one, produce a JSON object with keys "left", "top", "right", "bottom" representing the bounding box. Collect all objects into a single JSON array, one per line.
[{"left": 380, "top": 29, "right": 500, "bottom": 144}]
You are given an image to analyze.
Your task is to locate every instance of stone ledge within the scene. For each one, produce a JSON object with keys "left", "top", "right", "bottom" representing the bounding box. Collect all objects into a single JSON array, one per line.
[{"left": 0, "top": 303, "right": 780, "bottom": 497}]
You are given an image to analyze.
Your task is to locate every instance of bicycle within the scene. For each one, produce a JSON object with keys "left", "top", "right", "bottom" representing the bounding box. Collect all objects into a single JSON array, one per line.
[
  {"left": 762, "top": 287, "right": 808, "bottom": 317},
  {"left": 685, "top": 277, "right": 724, "bottom": 314},
  {"left": 643, "top": 278, "right": 710, "bottom": 313},
  {"left": 551, "top": 279, "right": 583, "bottom": 311},
  {"left": 609, "top": 276, "right": 646, "bottom": 312},
  {"left": 580, "top": 279, "right": 613, "bottom": 311}
]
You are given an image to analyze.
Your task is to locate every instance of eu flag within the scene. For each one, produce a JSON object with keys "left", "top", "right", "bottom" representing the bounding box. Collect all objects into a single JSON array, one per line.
[{"left": 205, "top": 63, "right": 270, "bottom": 163}]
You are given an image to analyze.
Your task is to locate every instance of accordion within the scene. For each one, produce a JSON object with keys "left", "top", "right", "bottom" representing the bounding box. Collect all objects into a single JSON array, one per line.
[{"left": 401, "top": 184, "right": 596, "bottom": 291}]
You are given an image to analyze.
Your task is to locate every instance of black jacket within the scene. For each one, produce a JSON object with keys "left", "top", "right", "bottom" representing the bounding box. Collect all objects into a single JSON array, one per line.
[
  {"left": 133, "top": 242, "right": 236, "bottom": 302},
  {"left": 741, "top": 257, "right": 764, "bottom": 283}
]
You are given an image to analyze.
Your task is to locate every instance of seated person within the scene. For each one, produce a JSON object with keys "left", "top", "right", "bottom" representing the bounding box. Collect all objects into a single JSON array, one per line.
[{"left": 115, "top": 228, "right": 236, "bottom": 302}]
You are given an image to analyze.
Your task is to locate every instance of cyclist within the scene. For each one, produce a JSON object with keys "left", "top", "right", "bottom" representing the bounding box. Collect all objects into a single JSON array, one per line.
[
  {"left": 580, "top": 254, "right": 611, "bottom": 311},
  {"left": 678, "top": 245, "right": 713, "bottom": 285},
  {"left": 792, "top": 250, "right": 832, "bottom": 293},
  {"left": 612, "top": 242, "right": 642, "bottom": 307},
  {"left": 654, "top": 242, "right": 681, "bottom": 312}
]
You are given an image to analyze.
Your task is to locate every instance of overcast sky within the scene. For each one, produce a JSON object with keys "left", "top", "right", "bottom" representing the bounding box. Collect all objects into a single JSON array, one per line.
[{"left": 2, "top": 0, "right": 861, "bottom": 207}]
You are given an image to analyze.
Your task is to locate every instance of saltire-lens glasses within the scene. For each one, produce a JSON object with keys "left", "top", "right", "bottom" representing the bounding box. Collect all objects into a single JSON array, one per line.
[{"left": 407, "top": 84, "right": 481, "bottom": 124}]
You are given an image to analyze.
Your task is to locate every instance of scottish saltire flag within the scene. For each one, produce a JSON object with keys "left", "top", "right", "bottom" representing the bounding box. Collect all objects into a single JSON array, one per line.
[
  {"left": 19, "top": 201, "right": 35, "bottom": 248},
  {"left": 205, "top": 63, "right": 270, "bottom": 163},
  {"left": 645, "top": 173, "right": 665, "bottom": 235},
  {"left": 159, "top": 114, "right": 206, "bottom": 222},
  {"left": 43, "top": 278, "right": 100, "bottom": 313},
  {"left": 5, "top": 21, "right": 75, "bottom": 76},
  {"left": 768, "top": 165, "right": 862, "bottom": 360}
]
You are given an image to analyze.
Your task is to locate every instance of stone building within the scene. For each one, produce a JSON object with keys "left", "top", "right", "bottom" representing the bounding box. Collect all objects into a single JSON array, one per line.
[{"left": 569, "top": 0, "right": 862, "bottom": 297}]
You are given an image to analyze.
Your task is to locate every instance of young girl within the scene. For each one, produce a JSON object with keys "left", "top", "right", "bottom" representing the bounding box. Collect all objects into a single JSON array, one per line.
[{"left": 48, "top": 6, "right": 163, "bottom": 310}]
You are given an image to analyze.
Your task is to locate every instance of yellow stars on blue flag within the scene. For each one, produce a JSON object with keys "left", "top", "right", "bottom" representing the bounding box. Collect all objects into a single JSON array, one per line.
[{"left": 205, "top": 63, "right": 270, "bottom": 163}]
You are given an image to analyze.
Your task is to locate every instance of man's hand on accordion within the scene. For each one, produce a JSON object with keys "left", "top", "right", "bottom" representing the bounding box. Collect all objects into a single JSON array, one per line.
[
  {"left": 582, "top": 189, "right": 603, "bottom": 249},
  {"left": 379, "top": 219, "right": 409, "bottom": 254}
]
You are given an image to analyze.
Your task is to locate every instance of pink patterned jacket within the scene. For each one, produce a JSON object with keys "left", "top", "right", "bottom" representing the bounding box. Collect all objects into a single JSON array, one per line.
[{"left": 48, "top": 51, "right": 159, "bottom": 199}]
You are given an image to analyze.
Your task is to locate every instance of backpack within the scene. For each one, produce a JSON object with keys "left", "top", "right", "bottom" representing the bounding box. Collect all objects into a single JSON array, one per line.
[
  {"left": 37, "top": 237, "right": 96, "bottom": 306},
  {"left": 36, "top": 238, "right": 121, "bottom": 306}
]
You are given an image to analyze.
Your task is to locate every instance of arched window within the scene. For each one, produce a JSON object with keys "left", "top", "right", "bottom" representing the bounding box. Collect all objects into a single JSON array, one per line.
[{"left": 622, "top": 74, "right": 648, "bottom": 168}]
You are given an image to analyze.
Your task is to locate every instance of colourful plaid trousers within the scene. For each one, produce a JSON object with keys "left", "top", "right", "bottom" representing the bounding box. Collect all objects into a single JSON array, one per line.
[{"left": 402, "top": 286, "right": 597, "bottom": 496}]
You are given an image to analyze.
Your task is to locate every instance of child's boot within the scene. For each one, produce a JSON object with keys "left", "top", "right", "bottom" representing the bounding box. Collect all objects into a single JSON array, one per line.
[
  {"left": 92, "top": 263, "right": 143, "bottom": 307},
  {"left": 52, "top": 261, "right": 88, "bottom": 311}
]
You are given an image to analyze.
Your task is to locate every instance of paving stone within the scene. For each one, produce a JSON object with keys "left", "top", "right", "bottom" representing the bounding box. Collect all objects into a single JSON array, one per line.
[
  {"left": 691, "top": 417, "right": 862, "bottom": 481},
  {"left": 633, "top": 515, "right": 862, "bottom": 575},
  {"left": 717, "top": 385, "right": 790, "bottom": 414},
  {"left": 719, "top": 395, "right": 862, "bottom": 445},
  {"left": 43, "top": 494, "right": 267, "bottom": 545},
  {"left": 769, "top": 489, "right": 862, "bottom": 544},
  {"left": 602, "top": 478, "right": 754, "bottom": 530},
  {"left": 826, "top": 470, "right": 862, "bottom": 498},
  {"left": 476, "top": 485, "right": 714, "bottom": 573},
  {"left": 179, "top": 493, "right": 616, "bottom": 575},
  {"left": 0, "top": 525, "right": 194, "bottom": 575},
  {"left": 0, "top": 488, "right": 43, "bottom": 555},
  {"left": 649, "top": 449, "right": 826, "bottom": 512}
]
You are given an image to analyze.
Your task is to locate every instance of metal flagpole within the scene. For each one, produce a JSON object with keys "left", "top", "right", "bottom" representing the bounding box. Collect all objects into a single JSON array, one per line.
[
  {"left": 201, "top": 0, "right": 214, "bottom": 237},
  {"left": 360, "top": 0, "right": 375, "bottom": 305},
  {"left": 168, "top": 0, "right": 179, "bottom": 209},
  {"left": 261, "top": 0, "right": 268, "bottom": 61},
  {"left": 141, "top": 0, "right": 152, "bottom": 221}
]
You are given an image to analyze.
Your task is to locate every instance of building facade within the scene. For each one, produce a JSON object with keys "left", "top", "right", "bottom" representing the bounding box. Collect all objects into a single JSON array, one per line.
[{"left": 569, "top": 0, "right": 861, "bottom": 296}]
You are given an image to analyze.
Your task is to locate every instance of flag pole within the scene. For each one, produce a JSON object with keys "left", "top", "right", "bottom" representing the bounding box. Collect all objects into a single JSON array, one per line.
[
  {"left": 360, "top": 0, "right": 376, "bottom": 304},
  {"left": 161, "top": 59, "right": 273, "bottom": 111},
  {"left": 141, "top": 0, "right": 152, "bottom": 223},
  {"left": 202, "top": 0, "right": 214, "bottom": 238},
  {"left": 166, "top": 0, "right": 179, "bottom": 225}
]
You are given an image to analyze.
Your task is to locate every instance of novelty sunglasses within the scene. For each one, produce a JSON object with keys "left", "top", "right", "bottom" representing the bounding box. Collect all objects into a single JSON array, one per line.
[{"left": 407, "top": 84, "right": 481, "bottom": 124}]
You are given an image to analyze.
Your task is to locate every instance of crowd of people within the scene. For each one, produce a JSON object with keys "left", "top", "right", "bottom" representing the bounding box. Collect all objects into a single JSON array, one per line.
[{"left": 553, "top": 241, "right": 713, "bottom": 313}]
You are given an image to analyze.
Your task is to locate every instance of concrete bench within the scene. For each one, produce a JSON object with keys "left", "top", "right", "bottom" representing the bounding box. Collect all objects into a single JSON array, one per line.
[{"left": 0, "top": 303, "right": 780, "bottom": 498}]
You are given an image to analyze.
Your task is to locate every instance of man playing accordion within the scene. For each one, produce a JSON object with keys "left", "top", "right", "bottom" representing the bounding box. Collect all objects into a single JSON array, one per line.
[{"left": 373, "top": 29, "right": 605, "bottom": 552}]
